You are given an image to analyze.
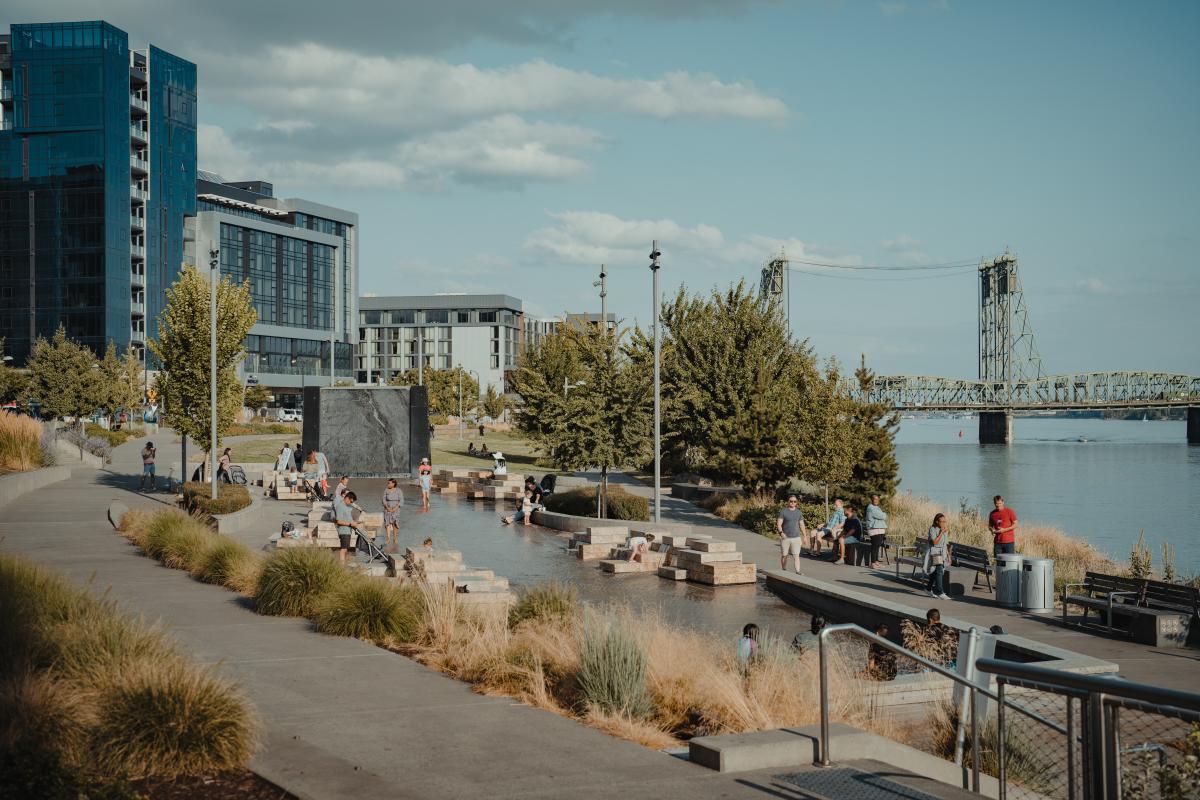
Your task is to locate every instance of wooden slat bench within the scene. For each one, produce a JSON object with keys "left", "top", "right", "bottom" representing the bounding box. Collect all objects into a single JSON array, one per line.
[
  {"left": 894, "top": 539, "right": 930, "bottom": 581},
  {"left": 1061, "top": 572, "right": 1194, "bottom": 647},
  {"left": 948, "top": 544, "right": 994, "bottom": 592}
]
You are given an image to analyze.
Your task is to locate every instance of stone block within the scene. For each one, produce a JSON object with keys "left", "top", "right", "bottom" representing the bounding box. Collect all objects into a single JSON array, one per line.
[
  {"left": 601, "top": 559, "right": 645, "bottom": 574},
  {"left": 684, "top": 535, "right": 713, "bottom": 546},
  {"left": 307, "top": 510, "right": 329, "bottom": 527},
  {"left": 658, "top": 534, "right": 692, "bottom": 547},
  {"left": 658, "top": 566, "right": 688, "bottom": 580},
  {"left": 588, "top": 525, "right": 628, "bottom": 539},
  {"left": 691, "top": 540, "right": 736, "bottom": 553},
  {"left": 575, "top": 529, "right": 627, "bottom": 544},
  {"left": 575, "top": 543, "right": 615, "bottom": 560},
  {"left": 688, "top": 563, "right": 757, "bottom": 586},
  {"left": 675, "top": 549, "right": 743, "bottom": 566}
]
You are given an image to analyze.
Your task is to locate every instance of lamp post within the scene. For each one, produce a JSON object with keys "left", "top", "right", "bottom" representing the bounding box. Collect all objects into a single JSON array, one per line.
[
  {"left": 593, "top": 265, "right": 607, "bottom": 335},
  {"left": 209, "top": 248, "right": 219, "bottom": 501},
  {"left": 457, "top": 367, "right": 463, "bottom": 440},
  {"left": 649, "top": 241, "right": 662, "bottom": 523}
]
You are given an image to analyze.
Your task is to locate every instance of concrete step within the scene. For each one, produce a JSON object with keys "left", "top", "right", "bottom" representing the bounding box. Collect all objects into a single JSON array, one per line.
[
  {"left": 674, "top": 549, "right": 744, "bottom": 566},
  {"left": 405, "top": 547, "right": 462, "bottom": 563},
  {"left": 574, "top": 543, "right": 615, "bottom": 560},
  {"left": 600, "top": 559, "right": 650, "bottom": 574},
  {"left": 690, "top": 540, "right": 736, "bottom": 553},
  {"left": 658, "top": 566, "right": 688, "bottom": 581},
  {"left": 688, "top": 562, "right": 757, "bottom": 586}
]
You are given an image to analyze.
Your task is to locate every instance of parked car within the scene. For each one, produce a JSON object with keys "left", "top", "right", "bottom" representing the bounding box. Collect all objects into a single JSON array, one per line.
[{"left": 276, "top": 409, "right": 302, "bottom": 423}]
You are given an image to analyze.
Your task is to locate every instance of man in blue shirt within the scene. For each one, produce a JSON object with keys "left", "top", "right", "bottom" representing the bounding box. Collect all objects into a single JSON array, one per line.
[
  {"left": 810, "top": 498, "right": 845, "bottom": 557},
  {"left": 333, "top": 490, "right": 363, "bottom": 565}
]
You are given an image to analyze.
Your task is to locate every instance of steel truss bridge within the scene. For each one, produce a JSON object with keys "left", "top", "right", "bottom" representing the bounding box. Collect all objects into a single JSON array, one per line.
[{"left": 762, "top": 249, "right": 1200, "bottom": 442}]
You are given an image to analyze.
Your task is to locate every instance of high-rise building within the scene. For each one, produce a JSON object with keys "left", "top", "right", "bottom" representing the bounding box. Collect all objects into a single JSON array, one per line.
[
  {"left": 188, "top": 172, "right": 357, "bottom": 408},
  {"left": 0, "top": 21, "right": 196, "bottom": 365},
  {"left": 356, "top": 295, "right": 523, "bottom": 392}
]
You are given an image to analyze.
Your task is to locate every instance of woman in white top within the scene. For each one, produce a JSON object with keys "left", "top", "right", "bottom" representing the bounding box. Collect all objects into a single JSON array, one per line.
[{"left": 924, "top": 513, "right": 951, "bottom": 600}]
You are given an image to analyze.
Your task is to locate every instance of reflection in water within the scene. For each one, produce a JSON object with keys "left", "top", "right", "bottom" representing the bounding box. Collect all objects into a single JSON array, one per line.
[{"left": 348, "top": 479, "right": 810, "bottom": 642}]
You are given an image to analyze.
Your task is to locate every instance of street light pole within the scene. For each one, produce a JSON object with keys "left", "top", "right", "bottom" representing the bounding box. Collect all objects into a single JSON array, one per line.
[
  {"left": 457, "top": 367, "right": 464, "bottom": 440},
  {"left": 649, "top": 241, "right": 662, "bottom": 523},
  {"left": 209, "top": 248, "right": 219, "bottom": 501},
  {"left": 593, "top": 265, "right": 607, "bottom": 334}
]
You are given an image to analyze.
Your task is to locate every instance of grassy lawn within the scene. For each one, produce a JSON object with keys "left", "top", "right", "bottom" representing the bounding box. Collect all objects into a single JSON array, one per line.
[
  {"left": 188, "top": 435, "right": 295, "bottom": 464},
  {"left": 429, "top": 429, "right": 544, "bottom": 469}
]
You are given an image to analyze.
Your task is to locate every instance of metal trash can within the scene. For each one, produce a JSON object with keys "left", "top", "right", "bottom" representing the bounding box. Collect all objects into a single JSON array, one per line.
[
  {"left": 1021, "top": 557, "right": 1055, "bottom": 614},
  {"left": 995, "top": 554, "right": 1025, "bottom": 608}
]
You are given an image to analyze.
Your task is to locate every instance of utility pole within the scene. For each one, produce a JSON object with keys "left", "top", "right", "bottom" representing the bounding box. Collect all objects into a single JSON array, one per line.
[
  {"left": 649, "top": 241, "right": 662, "bottom": 523},
  {"left": 208, "top": 248, "right": 219, "bottom": 500},
  {"left": 593, "top": 265, "right": 607, "bottom": 334}
]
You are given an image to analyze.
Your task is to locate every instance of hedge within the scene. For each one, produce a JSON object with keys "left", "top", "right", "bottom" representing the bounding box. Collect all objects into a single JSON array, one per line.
[
  {"left": 543, "top": 487, "right": 649, "bottom": 521},
  {"left": 182, "top": 482, "right": 251, "bottom": 516}
]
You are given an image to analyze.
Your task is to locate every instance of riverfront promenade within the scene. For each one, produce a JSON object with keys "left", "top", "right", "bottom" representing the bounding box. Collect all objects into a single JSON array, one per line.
[
  {"left": 0, "top": 436, "right": 982, "bottom": 800},
  {"left": 581, "top": 471, "right": 1200, "bottom": 692}
]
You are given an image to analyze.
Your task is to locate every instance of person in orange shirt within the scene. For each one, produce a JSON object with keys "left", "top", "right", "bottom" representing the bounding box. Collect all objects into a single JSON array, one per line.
[{"left": 988, "top": 495, "right": 1018, "bottom": 556}]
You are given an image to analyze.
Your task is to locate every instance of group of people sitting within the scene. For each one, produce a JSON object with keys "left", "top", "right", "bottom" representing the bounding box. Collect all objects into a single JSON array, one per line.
[
  {"left": 776, "top": 494, "right": 890, "bottom": 571},
  {"left": 466, "top": 441, "right": 491, "bottom": 456},
  {"left": 501, "top": 474, "right": 556, "bottom": 525},
  {"left": 271, "top": 442, "right": 333, "bottom": 501}
]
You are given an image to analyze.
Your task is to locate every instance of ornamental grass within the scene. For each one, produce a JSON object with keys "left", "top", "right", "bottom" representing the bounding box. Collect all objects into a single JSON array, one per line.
[
  {"left": 0, "top": 413, "right": 45, "bottom": 472},
  {"left": 255, "top": 547, "right": 349, "bottom": 617}
]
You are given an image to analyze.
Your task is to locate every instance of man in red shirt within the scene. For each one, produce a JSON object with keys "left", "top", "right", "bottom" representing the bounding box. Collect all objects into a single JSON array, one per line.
[{"left": 988, "top": 495, "right": 1018, "bottom": 556}]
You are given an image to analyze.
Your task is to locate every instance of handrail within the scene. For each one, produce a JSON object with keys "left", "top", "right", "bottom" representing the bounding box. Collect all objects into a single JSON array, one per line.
[{"left": 976, "top": 658, "right": 1200, "bottom": 713}]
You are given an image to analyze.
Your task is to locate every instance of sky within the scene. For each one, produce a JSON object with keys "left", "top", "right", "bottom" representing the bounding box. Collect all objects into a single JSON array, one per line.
[{"left": 10, "top": 1, "right": 1199, "bottom": 378}]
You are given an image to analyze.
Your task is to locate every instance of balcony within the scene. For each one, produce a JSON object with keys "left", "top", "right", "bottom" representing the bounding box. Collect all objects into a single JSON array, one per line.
[
  {"left": 130, "top": 95, "right": 148, "bottom": 115},
  {"left": 130, "top": 155, "right": 148, "bottom": 175},
  {"left": 131, "top": 265, "right": 145, "bottom": 287},
  {"left": 131, "top": 299, "right": 145, "bottom": 317},
  {"left": 131, "top": 243, "right": 146, "bottom": 260},
  {"left": 129, "top": 65, "right": 147, "bottom": 84},
  {"left": 130, "top": 123, "right": 148, "bottom": 143},
  {"left": 130, "top": 214, "right": 145, "bottom": 231},
  {"left": 130, "top": 187, "right": 147, "bottom": 204},
  {"left": 130, "top": 326, "right": 146, "bottom": 344},
  {"left": 0, "top": 83, "right": 12, "bottom": 102}
]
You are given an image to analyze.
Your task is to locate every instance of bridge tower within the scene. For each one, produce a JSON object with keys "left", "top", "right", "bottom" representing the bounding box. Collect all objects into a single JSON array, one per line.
[
  {"left": 759, "top": 253, "right": 789, "bottom": 331},
  {"left": 978, "top": 249, "right": 1042, "bottom": 443}
]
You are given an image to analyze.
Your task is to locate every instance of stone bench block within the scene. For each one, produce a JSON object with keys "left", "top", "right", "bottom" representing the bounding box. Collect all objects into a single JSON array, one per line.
[
  {"left": 575, "top": 530, "right": 626, "bottom": 544},
  {"left": 601, "top": 559, "right": 647, "bottom": 574},
  {"left": 675, "top": 549, "right": 743, "bottom": 566},
  {"left": 658, "top": 566, "right": 688, "bottom": 580},
  {"left": 658, "top": 534, "right": 692, "bottom": 547},
  {"left": 575, "top": 543, "right": 615, "bottom": 560},
  {"left": 691, "top": 540, "right": 736, "bottom": 553},
  {"left": 688, "top": 562, "right": 757, "bottom": 586}
]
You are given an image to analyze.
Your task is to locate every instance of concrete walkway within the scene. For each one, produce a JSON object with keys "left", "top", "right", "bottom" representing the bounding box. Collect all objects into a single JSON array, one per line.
[
  {"left": 0, "top": 438, "right": 981, "bottom": 800},
  {"left": 575, "top": 471, "right": 1200, "bottom": 691}
]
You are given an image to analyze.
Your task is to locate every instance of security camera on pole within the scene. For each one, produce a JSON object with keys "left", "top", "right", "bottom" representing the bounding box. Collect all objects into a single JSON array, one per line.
[{"left": 649, "top": 241, "right": 662, "bottom": 523}]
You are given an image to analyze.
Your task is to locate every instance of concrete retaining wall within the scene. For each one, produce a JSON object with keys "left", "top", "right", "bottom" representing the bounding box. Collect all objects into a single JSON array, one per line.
[
  {"left": 0, "top": 466, "right": 72, "bottom": 508},
  {"left": 213, "top": 490, "right": 267, "bottom": 536},
  {"left": 670, "top": 482, "right": 741, "bottom": 502}
]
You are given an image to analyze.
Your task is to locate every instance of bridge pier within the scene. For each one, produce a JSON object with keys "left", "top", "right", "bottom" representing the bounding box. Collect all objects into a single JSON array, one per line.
[
  {"left": 1189, "top": 408, "right": 1200, "bottom": 445},
  {"left": 979, "top": 411, "right": 1013, "bottom": 445}
]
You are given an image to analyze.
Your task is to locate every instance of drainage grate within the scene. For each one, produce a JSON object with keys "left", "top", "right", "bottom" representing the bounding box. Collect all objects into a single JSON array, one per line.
[{"left": 773, "top": 767, "right": 944, "bottom": 800}]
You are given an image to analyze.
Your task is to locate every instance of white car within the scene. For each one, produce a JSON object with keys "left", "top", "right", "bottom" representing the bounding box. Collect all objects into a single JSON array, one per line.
[{"left": 276, "top": 409, "right": 302, "bottom": 422}]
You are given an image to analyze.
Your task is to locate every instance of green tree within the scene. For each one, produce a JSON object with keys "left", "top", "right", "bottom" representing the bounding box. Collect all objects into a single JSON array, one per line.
[
  {"left": 481, "top": 384, "right": 508, "bottom": 421},
  {"left": 388, "top": 367, "right": 479, "bottom": 422},
  {"left": 27, "top": 325, "right": 105, "bottom": 454},
  {"left": 644, "top": 282, "right": 857, "bottom": 492},
  {"left": 149, "top": 265, "right": 257, "bottom": 469},
  {"left": 94, "top": 342, "right": 143, "bottom": 427},
  {"left": 0, "top": 338, "right": 31, "bottom": 405},
  {"left": 513, "top": 325, "right": 650, "bottom": 516},
  {"left": 243, "top": 383, "right": 270, "bottom": 414},
  {"left": 840, "top": 355, "right": 900, "bottom": 507}
]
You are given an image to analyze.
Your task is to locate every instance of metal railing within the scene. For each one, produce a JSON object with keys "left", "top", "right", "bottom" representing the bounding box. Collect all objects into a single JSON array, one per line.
[{"left": 816, "top": 623, "right": 1200, "bottom": 799}]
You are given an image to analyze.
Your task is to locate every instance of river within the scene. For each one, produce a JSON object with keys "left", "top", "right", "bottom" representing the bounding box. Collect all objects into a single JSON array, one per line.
[{"left": 895, "top": 417, "right": 1200, "bottom": 575}]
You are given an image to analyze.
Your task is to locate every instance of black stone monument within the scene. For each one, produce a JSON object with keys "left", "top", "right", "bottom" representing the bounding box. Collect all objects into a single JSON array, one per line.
[{"left": 302, "top": 386, "right": 430, "bottom": 476}]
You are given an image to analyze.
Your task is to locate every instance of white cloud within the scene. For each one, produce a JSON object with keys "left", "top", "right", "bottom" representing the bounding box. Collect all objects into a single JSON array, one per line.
[
  {"left": 1074, "top": 278, "right": 1113, "bottom": 295},
  {"left": 880, "top": 232, "right": 935, "bottom": 265}
]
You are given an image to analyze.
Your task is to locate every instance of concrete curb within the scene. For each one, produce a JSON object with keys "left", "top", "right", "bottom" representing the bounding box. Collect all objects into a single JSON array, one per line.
[
  {"left": 212, "top": 489, "right": 266, "bottom": 535},
  {"left": 54, "top": 439, "right": 106, "bottom": 468},
  {"left": 0, "top": 466, "right": 72, "bottom": 509},
  {"left": 532, "top": 508, "right": 693, "bottom": 536},
  {"left": 108, "top": 500, "right": 129, "bottom": 530}
]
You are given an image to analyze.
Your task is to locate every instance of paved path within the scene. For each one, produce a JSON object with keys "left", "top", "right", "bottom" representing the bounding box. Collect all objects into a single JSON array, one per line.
[
  {"left": 0, "top": 439, "right": 980, "bottom": 800},
  {"left": 575, "top": 471, "right": 1200, "bottom": 691}
]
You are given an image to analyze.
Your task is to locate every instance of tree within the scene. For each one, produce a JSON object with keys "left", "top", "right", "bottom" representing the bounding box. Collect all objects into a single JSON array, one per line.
[
  {"left": 0, "top": 338, "right": 31, "bottom": 406},
  {"left": 94, "top": 342, "right": 143, "bottom": 427},
  {"left": 149, "top": 265, "right": 257, "bottom": 470},
  {"left": 841, "top": 355, "right": 900, "bottom": 508},
  {"left": 27, "top": 325, "right": 105, "bottom": 454},
  {"left": 243, "top": 383, "right": 270, "bottom": 414},
  {"left": 643, "top": 282, "right": 858, "bottom": 492},
  {"left": 389, "top": 367, "right": 479, "bottom": 423},
  {"left": 481, "top": 384, "right": 508, "bottom": 421},
  {"left": 513, "top": 325, "right": 651, "bottom": 516}
]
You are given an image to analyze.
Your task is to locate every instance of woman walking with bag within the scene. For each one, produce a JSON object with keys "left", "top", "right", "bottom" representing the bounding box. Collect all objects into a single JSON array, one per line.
[{"left": 924, "top": 513, "right": 951, "bottom": 600}]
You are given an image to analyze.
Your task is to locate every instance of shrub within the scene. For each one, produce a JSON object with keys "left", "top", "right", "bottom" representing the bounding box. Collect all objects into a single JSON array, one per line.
[
  {"left": 544, "top": 487, "right": 648, "bottom": 521},
  {"left": 0, "top": 672, "right": 95, "bottom": 766},
  {"left": 161, "top": 524, "right": 215, "bottom": 571},
  {"left": 48, "top": 605, "right": 178, "bottom": 685},
  {"left": 225, "top": 422, "right": 297, "bottom": 436},
  {"left": 255, "top": 547, "right": 348, "bottom": 617},
  {"left": 84, "top": 424, "right": 137, "bottom": 448},
  {"left": 576, "top": 614, "right": 652, "bottom": 719},
  {"left": 57, "top": 427, "right": 112, "bottom": 462},
  {"left": 313, "top": 578, "right": 423, "bottom": 643},
  {"left": 735, "top": 505, "right": 779, "bottom": 539},
  {"left": 137, "top": 511, "right": 193, "bottom": 562},
  {"left": 93, "top": 660, "right": 259, "bottom": 779},
  {"left": 182, "top": 482, "right": 251, "bottom": 516},
  {"left": 509, "top": 581, "right": 579, "bottom": 629},
  {"left": 194, "top": 538, "right": 257, "bottom": 587},
  {"left": 0, "top": 412, "right": 45, "bottom": 472}
]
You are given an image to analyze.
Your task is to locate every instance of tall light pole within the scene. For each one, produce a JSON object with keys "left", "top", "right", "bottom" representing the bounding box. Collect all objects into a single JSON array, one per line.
[
  {"left": 417, "top": 327, "right": 424, "bottom": 386},
  {"left": 593, "top": 265, "right": 607, "bottom": 334},
  {"left": 649, "top": 241, "right": 662, "bottom": 523},
  {"left": 457, "top": 366, "right": 464, "bottom": 440},
  {"left": 208, "top": 248, "right": 219, "bottom": 500}
]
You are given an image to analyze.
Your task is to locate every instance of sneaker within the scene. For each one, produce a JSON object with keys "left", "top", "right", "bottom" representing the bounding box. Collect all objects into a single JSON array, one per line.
[
  {"left": 939, "top": 593, "right": 951, "bottom": 600},
  {"left": 928, "top": 590, "right": 937, "bottom": 597},
  {"left": 832, "top": 559, "right": 843, "bottom": 565}
]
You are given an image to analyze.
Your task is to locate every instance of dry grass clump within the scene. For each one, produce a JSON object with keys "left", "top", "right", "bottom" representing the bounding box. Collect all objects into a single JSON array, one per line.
[
  {"left": 194, "top": 538, "right": 262, "bottom": 595},
  {"left": 0, "top": 551, "right": 259, "bottom": 789},
  {"left": 576, "top": 613, "right": 652, "bottom": 719},
  {"left": 508, "top": 581, "right": 579, "bottom": 628},
  {"left": 927, "top": 701, "right": 1054, "bottom": 792},
  {"left": 314, "top": 577, "right": 423, "bottom": 643},
  {"left": 0, "top": 413, "right": 45, "bottom": 472},
  {"left": 888, "top": 492, "right": 1118, "bottom": 588},
  {"left": 255, "top": 547, "right": 349, "bottom": 617}
]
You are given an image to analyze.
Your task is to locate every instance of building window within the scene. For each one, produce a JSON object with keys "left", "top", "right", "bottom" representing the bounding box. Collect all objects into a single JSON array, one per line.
[
  {"left": 479, "top": 310, "right": 497, "bottom": 323},
  {"left": 425, "top": 309, "right": 448, "bottom": 324},
  {"left": 390, "top": 310, "right": 414, "bottom": 324},
  {"left": 362, "top": 310, "right": 380, "bottom": 325},
  {"left": 491, "top": 355, "right": 499, "bottom": 369},
  {"left": 457, "top": 311, "right": 470, "bottom": 323}
]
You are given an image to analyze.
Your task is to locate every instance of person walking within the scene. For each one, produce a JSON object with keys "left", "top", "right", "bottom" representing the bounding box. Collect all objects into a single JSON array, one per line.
[
  {"left": 333, "top": 489, "right": 363, "bottom": 566},
  {"left": 139, "top": 441, "right": 157, "bottom": 491},
  {"left": 478, "top": 422, "right": 485, "bottom": 438},
  {"left": 925, "top": 513, "right": 951, "bottom": 600},
  {"left": 217, "top": 447, "right": 233, "bottom": 483},
  {"left": 865, "top": 494, "right": 888, "bottom": 569},
  {"left": 418, "top": 458, "right": 433, "bottom": 508},
  {"left": 988, "top": 495, "right": 1018, "bottom": 556},
  {"left": 776, "top": 494, "right": 808, "bottom": 573},
  {"left": 382, "top": 478, "right": 404, "bottom": 549}
]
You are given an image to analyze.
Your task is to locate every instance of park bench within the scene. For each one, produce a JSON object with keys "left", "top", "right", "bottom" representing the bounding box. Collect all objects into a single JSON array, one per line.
[
  {"left": 1061, "top": 572, "right": 1195, "bottom": 647},
  {"left": 948, "top": 544, "right": 994, "bottom": 592},
  {"left": 845, "top": 536, "right": 891, "bottom": 567},
  {"left": 894, "top": 538, "right": 930, "bottom": 581},
  {"left": 1143, "top": 578, "right": 1200, "bottom": 618}
]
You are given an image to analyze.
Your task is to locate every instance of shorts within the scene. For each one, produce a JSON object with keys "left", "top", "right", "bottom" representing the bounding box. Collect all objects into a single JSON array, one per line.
[
  {"left": 842, "top": 536, "right": 859, "bottom": 545},
  {"left": 819, "top": 527, "right": 836, "bottom": 539},
  {"left": 994, "top": 541, "right": 1016, "bottom": 556},
  {"left": 142, "top": 463, "right": 155, "bottom": 475},
  {"left": 780, "top": 537, "right": 804, "bottom": 556},
  {"left": 338, "top": 533, "right": 352, "bottom": 549},
  {"left": 419, "top": 475, "right": 432, "bottom": 491}
]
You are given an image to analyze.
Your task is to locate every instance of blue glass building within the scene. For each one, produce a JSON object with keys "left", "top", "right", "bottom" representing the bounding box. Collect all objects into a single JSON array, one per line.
[{"left": 0, "top": 21, "right": 195, "bottom": 365}]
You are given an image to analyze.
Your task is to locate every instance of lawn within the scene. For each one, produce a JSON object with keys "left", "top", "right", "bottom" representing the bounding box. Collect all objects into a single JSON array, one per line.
[
  {"left": 429, "top": 428, "right": 544, "bottom": 470},
  {"left": 187, "top": 435, "right": 295, "bottom": 464}
]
